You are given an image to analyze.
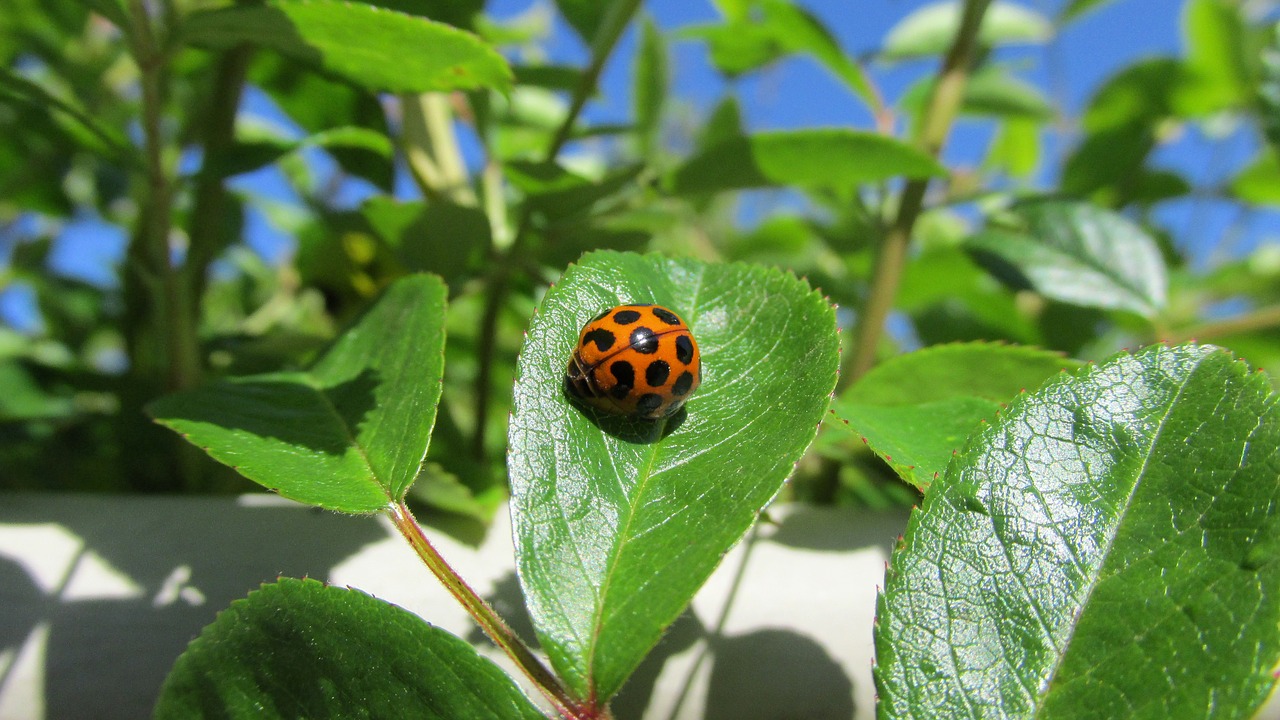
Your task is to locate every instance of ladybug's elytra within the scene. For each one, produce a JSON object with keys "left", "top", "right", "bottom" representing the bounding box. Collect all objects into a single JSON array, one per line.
[{"left": 565, "top": 303, "right": 702, "bottom": 420}]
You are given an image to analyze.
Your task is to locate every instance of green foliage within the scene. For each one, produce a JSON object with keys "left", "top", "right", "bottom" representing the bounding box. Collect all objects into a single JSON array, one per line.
[
  {"left": 667, "top": 129, "right": 946, "bottom": 194},
  {"left": 508, "top": 252, "right": 838, "bottom": 702},
  {"left": 182, "top": 0, "right": 512, "bottom": 93},
  {"left": 4, "top": 0, "right": 1280, "bottom": 717},
  {"left": 876, "top": 344, "right": 1280, "bottom": 719},
  {"left": 154, "top": 578, "right": 544, "bottom": 719},
  {"left": 832, "top": 343, "right": 1082, "bottom": 486},
  {"left": 148, "top": 275, "right": 447, "bottom": 513}
]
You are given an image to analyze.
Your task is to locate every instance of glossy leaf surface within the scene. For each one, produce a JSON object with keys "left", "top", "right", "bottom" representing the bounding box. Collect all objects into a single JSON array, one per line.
[
  {"left": 876, "top": 344, "right": 1280, "bottom": 718},
  {"left": 965, "top": 199, "right": 1168, "bottom": 317},
  {"left": 150, "top": 276, "right": 447, "bottom": 513},
  {"left": 668, "top": 129, "right": 945, "bottom": 195},
  {"left": 182, "top": 0, "right": 511, "bottom": 93},
  {"left": 155, "top": 578, "right": 544, "bottom": 719},
  {"left": 508, "top": 252, "right": 838, "bottom": 703}
]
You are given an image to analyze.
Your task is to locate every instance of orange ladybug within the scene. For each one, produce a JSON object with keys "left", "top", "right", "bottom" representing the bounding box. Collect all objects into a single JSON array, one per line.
[{"left": 565, "top": 304, "right": 702, "bottom": 420}]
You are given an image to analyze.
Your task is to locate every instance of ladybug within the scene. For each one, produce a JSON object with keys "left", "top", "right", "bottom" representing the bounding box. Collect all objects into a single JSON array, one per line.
[{"left": 565, "top": 303, "right": 702, "bottom": 420}]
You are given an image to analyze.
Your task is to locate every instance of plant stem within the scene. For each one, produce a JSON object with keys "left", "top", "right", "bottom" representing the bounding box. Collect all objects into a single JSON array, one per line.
[
  {"left": 387, "top": 502, "right": 583, "bottom": 718},
  {"left": 401, "top": 93, "right": 477, "bottom": 205},
  {"left": 468, "top": 0, "right": 643, "bottom": 461},
  {"left": 127, "top": 0, "right": 200, "bottom": 393},
  {"left": 186, "top": 45, "right": 252, "bottom": 317},
  {"left": 1163, "top": 304, "right": 1280, "bottom": 344},
  {"left": 847, "top": 0, "right": 992, "bottom": 382}
]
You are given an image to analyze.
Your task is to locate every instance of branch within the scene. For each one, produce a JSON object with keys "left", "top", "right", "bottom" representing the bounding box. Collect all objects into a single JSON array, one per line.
[{"left": 847, "top": 0, "right": 993, "bottom": 382}]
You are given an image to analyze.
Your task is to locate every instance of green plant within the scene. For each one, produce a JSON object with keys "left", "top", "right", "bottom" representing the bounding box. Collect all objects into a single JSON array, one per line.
[{"left": 5, "top": 0, "right": 1280, "bottom": 716}]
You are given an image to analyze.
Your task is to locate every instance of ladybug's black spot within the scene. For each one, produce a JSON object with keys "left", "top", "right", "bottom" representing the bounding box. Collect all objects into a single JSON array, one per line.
[
  {"left": 645, "top": 360, "right": 670, "bottom": 387},
  {"left": 636, "top": 393, "right": 664, "bottom": 415},
  {"left": 584, "top": 328, "right": 616, "bottom": 352},
  {"left": 672, "top": 370, "right": 694, "bottom": 397},
  {"left": 629, "top": 327, "right": 658, "bottom": 354},
  {"left": 610, "top": 360, "right": 635, "bottom": 398},
  {"left": 675, "top": 334, "right": 695, "bottom": 364},
  {"left": 652, "top": 307, "right": 681, "bottom": 326},
  {"left": 612, "top": 309, "right": 642, "bottom": 325}
]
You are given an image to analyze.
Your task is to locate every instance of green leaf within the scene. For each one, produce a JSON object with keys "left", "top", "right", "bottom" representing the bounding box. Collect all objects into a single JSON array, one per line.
[
  {"left": 1231, "top": 149, "right": 1280, "bottom": 206},
  {"left": 149, "top": 275, "right": 447, "bottom": 513},
  {"left": 1257, "top": 29, "right": 1280, "bottom": 153},
  {"left": 882, "top": 1, "right": 1053, "bottom": 60},
  {"left": 684, "top": 0, "right": 872, "bottom": 103},
  {"left": 833, "top": 343, "right": 1082, "bottom": 487},
  {"left": 846, "top": 342, "right": 1083, "bottom": 406},
  {"left": 154, "top": 578, "right": 543, "bottom": 719},
  {"left": 633, "top": 16, "right": 666, "bottom": 158},
  {"left": 901, "top": 66, "right": 1054, "bottom": 122},
  {"left": 875, "top": 344, "right": 1280, "bottom": 719},
  {"left": 555, "top": 0, "right": 610, "bottom": 46},
  {"left": 182, "top": 0, "right": 512, "bottom": 93},
  {"left": 506, "top": 161, "right": 644, "bottom": 220},
  {"left": 361, "top": 198, "right": 489, "bottom": 283},
  {"left": 1181, "top": 0, "right": 1253, "bottom": 114},
  {"left": 1059, "top": 0, "right": 1116, "bottom": 23},
  {"left": 965, "top": 199, "right": 1168, "bottom": 317},
  {"left": 667, "top": 129, "right": 945, "bottom": 195},
  {"left": 508, "top": 252, "right": 839, "bottom": 703},
  {"left": 987, "top": 117, "right": 1041, "bottom": 178}
]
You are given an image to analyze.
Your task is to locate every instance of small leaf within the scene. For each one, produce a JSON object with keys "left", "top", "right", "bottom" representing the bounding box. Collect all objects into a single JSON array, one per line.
[
  {"left": 1230, "top": 149, "right": 1280, "bottom": 206},
  {"left": 1181, "top": 0, "right": 1252, "bottom": 114},
  {"left": 833, "top": 343, "right": 1081, "bottom": 487},
  {"left": 964, "top": 199, "right": 1168, "bottom": 317},
  {"left": 875, "top": 344, "right": 1280, "bottom": 719},
  {"left": 555, "top": 0, "right": 611, "bottom": 46},
  {"left": 882, "top": 1, "right": 1053, "bottom": 60},
  {"left": 687, "top": 0, "right": 872, "bottom": 103},
  {"left": 149, "top": 275, "right": 447, "bottom": 513},
  {"left": 667, "top": 129, "right": 945, "bottom": 195},
  {"left": 182, "top": 0, "right": 512, "bottom": 93},
  {"left": 155, "top": 578, "right": 543, "bottom": 719},
  {"left": 508, "top": 252, "right": 839, "bottom": 703},
  {"left": 1059, "top": 0, "right": 1116, "bottom": 23}
]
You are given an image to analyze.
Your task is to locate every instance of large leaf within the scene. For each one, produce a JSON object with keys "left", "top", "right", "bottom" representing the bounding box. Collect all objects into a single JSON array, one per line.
[
  {"left": 875, "top": 344, "right": 1280, "bottom": 718},
  {"left": 149, "top": 275, "right": 447, "bottom": 514},
  {"left": 832, "top": 343, "right": 1082, "bottom": 487},
  {"left": 508, "top": 252, "right": 839, "bottom": 704},
  {"left": 882, "top": 0, "right": 1052, "bottom": 60},
  {"left": 667, "top": 129, "right": 945, "bottom": 195},
  {"left": 964, "top": 199, "right": 1168, "bottom": 317},
  {"left": 182, "top": 0, "right": 512, "bottom": 93},
  {"left": 154, "top": 578, "right": 543, "bottom": 719}
]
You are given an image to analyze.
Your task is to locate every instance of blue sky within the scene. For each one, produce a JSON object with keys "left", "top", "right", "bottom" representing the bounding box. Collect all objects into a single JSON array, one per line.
[{"left": 2, "top": 0, "right": 1276, "bottom": 333}]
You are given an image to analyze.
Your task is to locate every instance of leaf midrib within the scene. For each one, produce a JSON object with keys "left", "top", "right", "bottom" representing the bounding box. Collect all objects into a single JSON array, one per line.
[
  {"left": 1026, "top": 356, "right": 1202, "bottom": 718},
  {"left": 582, "top": 263, "right": 709, "bottom": 697},
  {"left": 301, "top": 370, "right": 391, "bottom": 505}
]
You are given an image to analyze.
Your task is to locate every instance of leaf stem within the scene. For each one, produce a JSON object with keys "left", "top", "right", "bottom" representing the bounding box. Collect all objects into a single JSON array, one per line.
[
  {"left": 401, "top": 92, "right": 477, "bottom": 205},
  {"left": 1163, "top": 304, "right": 1280, "bottom": 344},
  {"left": 846, "top": 0, "right": 992, "bottom": 382},
  {"left": 387, "top": 502, "right": 583, "bottom": 718},
  {"left": 468, "top": 0, "right": 643, "bottom": 461}
]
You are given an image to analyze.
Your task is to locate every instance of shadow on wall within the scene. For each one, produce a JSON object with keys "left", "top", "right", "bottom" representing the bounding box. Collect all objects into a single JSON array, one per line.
[{"left": 0, "top": 493, "right": 388, "bottom": 720}]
